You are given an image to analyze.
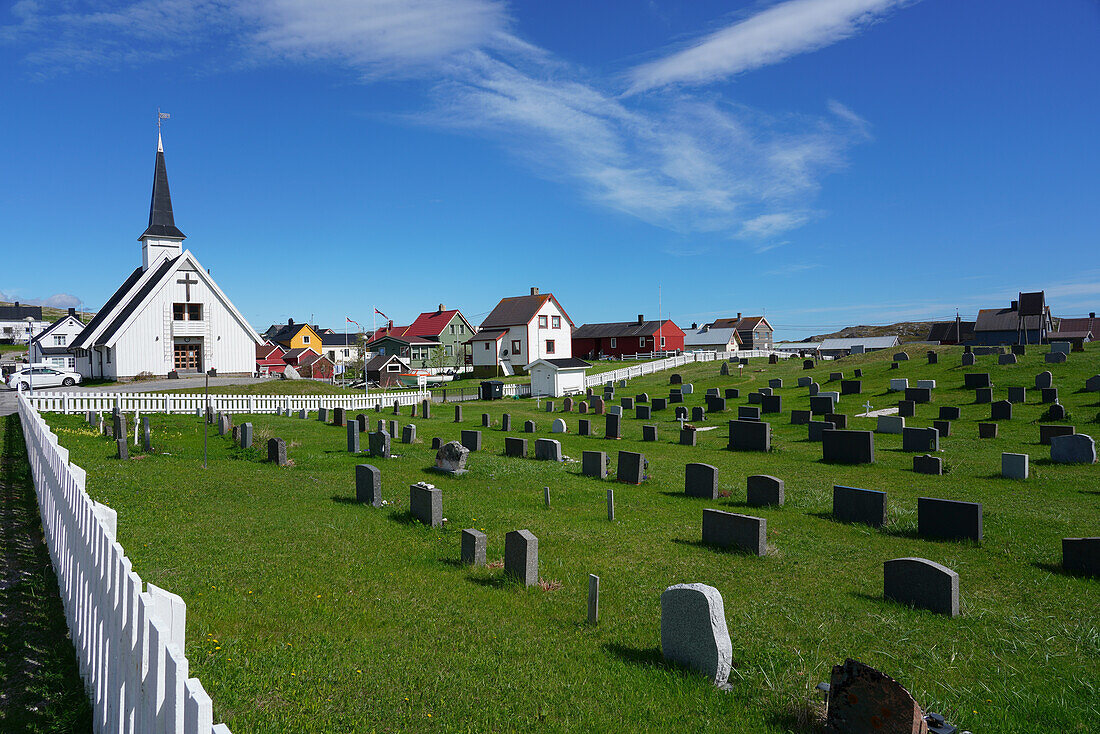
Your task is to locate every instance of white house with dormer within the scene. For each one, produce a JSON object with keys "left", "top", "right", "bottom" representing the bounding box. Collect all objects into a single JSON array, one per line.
[
  {"left": 467, "top": 287, "right": 574, "bottom": 377},
  {"left": 69, "top": 134, "right": 263, "bottom": 380},
  {"left": 30, "top": 309, "right": 85, "bottom": 369}
]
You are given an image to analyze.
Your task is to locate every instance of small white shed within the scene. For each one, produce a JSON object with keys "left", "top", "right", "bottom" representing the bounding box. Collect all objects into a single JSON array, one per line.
[{"left": 526, "top": 358, "right": 591, "bottom": 398}]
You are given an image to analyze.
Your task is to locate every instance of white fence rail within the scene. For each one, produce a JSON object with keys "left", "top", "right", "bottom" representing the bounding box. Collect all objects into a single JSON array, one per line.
[
  {"left": 17, "top": 394, "right": 232, "bottom": 734},
  {"left": 582, "top": 349, "right": 788, "bottom": 389},
  {"left": 25, "top": 390, "right": 432, "bottom": 415}
]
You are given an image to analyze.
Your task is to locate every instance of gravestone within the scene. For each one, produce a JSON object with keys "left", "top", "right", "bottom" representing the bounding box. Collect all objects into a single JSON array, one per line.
[
  {"left": 1045, "top": 403, "right": 1068, "bottom": 422},
  {"left": 504, "top": 529, "right": 538, "bottom": 586},
  {"left": 893, "top": 352, "right": 909, "bottom": 362},
  {"left": 582, "top": 450, "right": 607, "bottom": 479},
  {"left": 1063, "top": 538, "right": 1100, "bottom": 576},
  {"left": 833, "top": 485, "right": 886, "bottom": 526},
  {"left": 410, "top": 482, "right": 442, "bottom": 527},
  {"left": 747, "top": 392, "right": 763, "bottom": 405},
  {"left": 563, "top": 397, "right": 574, "bottom": 412},
  {"left": 369, "top": 430, "right": 392, "bottom": 459},
  {"left": 578, "top": 419, "right": 591, "bottom": 437},
  {"left": 902, "top": 426, "right": 939, "bottom": 452},
  {"left": 524, "top": 420, "right": 536, "bottom": 434},
  {"left": 239, "top": 423, "right": 253, "bottom": 449},
  {"left": 660, "top": 584, "right": 732, "bottom": 688},
  {"left": 388, "top": 420, "right": 399, "bottom": 438},
  {"left": 421, "top": 400, "right": 431, "bottom": 419},
  {"left": 642, "top": 425, "right": 658, "bottom": 442},
  {"left": 702, "top": 509, "right": 766, "bottom": 556},
  {"left": 808, "top": 420, "right": 835, "bottom": 442},
  {"left": 825, "top": 412, "right": 848, "bottom": 430},
  {"left": 828, "top": 372, "right": 842, "bottom": 382},
  {"left": 691, "top": 406, "right": 705, "bottom": 422},
  {"left": 114, "top": 413, "right": 128, "bottom": 441},
  {"left": 913, "top": 454, "right": 942, "bottom": 475},
  {"left": 1050, "top": 434, "right": 1096, "bottom": 464},
  {"left": 1086, "top": 375, "right": 1100, "bottom": 392},
  {"left": 932, "top": 419, "right": 951, "bottom": 437},
  {"left": 608, "top": 406, "right": 623, "bottom": 417},
  {"left": 975, "top": 387, "right": 993, "bottom": 403},
  {"left": 1039, "top": 424, "right": 1074, "bottom": 445},
  {"left": 116, "top": 438, "right": 128, "bottom": 460},
  {"left": 927, "top": 351, "right": 938, "bottom": 364},
  {"left": 621, "top": 397, "right": 634, "bottom": 410},
  {"left": 918, "top": 497, "right": 982, "bottom": 541},
  {"left": 999, "top": 353, "right": 1017, "bottom": 365},
  {"left": 142, "top": 417, "right": 152, "bottom": 452},
  {"left": 616, "top": 451, "right": 645, "bottom": 484},
  {"left": 747, "top": 475, "right": 784, "bottom": 506},
  {"left": 904, "top": 387, "right": 931, "bottom": 404},
  {"left": 825, "top": 659, "right": 927, "bottom": 733},
  {"left": 990, "top": 400, "right": 1012, "bottom": 421},
  {"left": 393, "top": 400, "right": 400, "bottom": 415},
  {"left": 534, "top": 438, "right": 563, "bottom": 461},
  {"left": 1012, "top": 344, "right": 1026, "bottom": 356},
  {"left": 803, "top": 359, "right": 815, "bottom": 370},
  {"left": 454, "top": 405, "right": 463, "bottom": 422},
  {"left": 636, "top": 393, "right": 650, "bottom": 403},
  {"left": 592, "top": 397, "right": 606, "bottom": 414},
  {"left": 636, "top": 405, "right": 652, "bottom": 420},
  {"left": 961, "top": 352, "right": 976, "bottom": 366},
  {"left": 840, "top": 380, "right": 862, "bottom": 395},
  {"left": 267, "top": 438, "right": 287, "bottom": 466},
  {"left": 724, "top": 388, "right": 739, "bottom": 399},
  {"left": 1008, "top": 386, "right": 1026, "bottom": 404},
  {"left": 684, "top": 463, "right": 718, "bottom": 499},
  {"left": 769, "top": 378, "right": 783, "bottom": 389},
  {"left": 482, "top": 413, "right": 492, "bottom": 427},
  {"left": 461, "top": 529, "right": 486, "bottom": 567},
  {"left": 402, "top": 424, "right": 416, "bottom": 444},
  {"left": 652, "top": 397, "right": 667, "bottom": 411},
  {"left": 579, "top": 402, "right": 589, "bottom": 414},
  {"left": 758, "top": 386, "right": 772, "bottom": 397},
  {"left": 318, "top": 407, "right": 329, "bottom": 422},
  {"left": 738, "top": 406, "right": 761, "bottom": 421},
  {"left": 761, "top": 395, "right": 781, "bottom": 414},
  {"left": 854, "top": 368, "right": 863, "bottom": 377},
  {"left": 1045, "top": 351, "right": 1067, "bottom": 364},
  {"left": 670, "top": 373, "right": 682, "bottom": 384},
  {"left": 705, "top": 396, "right": 726, "bottom": 413},
  {"left": 460, "top": 430, "right": 482, "bottom": 452},
  {"left": 790, "top": 410, "right": 811, "bottom": 425},
  {"left": 682, "top": 383, "right": 694, "bottom": 395},
  {"left": 939, "top": 406, "right": 961, "bottom": 421},
  {"left": 431, "top": 437, "right": 441, "bottom": 450},
  {"left": 978, "top": 422, "right": 998, "bottom": 439},
  {"left": 1002, "top": 452, "right": 1028, "bottom": 479},
  {"left": 605, "top": 414, "right": 622, "bottom": 439},
  {"left": 355, "top": 464, "right": 382, "bottom": 506},
  {"left": 347, "top": 420, "right": 361, "bottom": 453},
  {"left": 888, "top": 378, "right": 908, "bottom": 392},
  {"left": 810, "top": 395, "right": 835, "bottom": 415},
  {"left": 547, "top": 417, "right": 568, "bottom": 434},
  {"left": 883, "top": 558, "right": 959, "bottom": 616},
  {"left": 357, "top": 414, "right": 368, "bottom": 432},
  {"left": 333, "top": 407, "right": 346, "bottom": 427},
  {"left": 544, "top": 401, "right": 554, "bottom": 413},
  {"left": 897, "top": 400, "right": 916, "bottom": 418},
  {"left": 1051, "top": 341, "right": 1071, "bottom": 355},
  {"left": 1041, "top": 387, "right": 1059, "bottom": 404},
  {"left": 727, "top": 419, "right": 770, "bottom": 452},
  {"left": 797, "top": 377, "right": 812, "bottom": 388},
  {"left": 964, "top": 373, "right": 992, "bottom": 389},
  {"left": 504, "top": 436, "right": 527, "bottom": 458},
  {"left": 720, "top": 362, "right": 730, "bottom": 376},
  {"left": 680, "top": 428, "right": 697, "bottom": 446}
]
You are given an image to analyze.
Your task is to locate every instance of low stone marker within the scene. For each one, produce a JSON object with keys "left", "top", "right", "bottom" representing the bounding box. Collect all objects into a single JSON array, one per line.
[
  {"left": 454, "top": 405, "right": 463, "bottom": 423},
  {"left": 268, "top": 438, "right": 287, "bottom": 465},
  {"left": 976, "top": 387, "right": 993, "bottom": 403},
  {"left": 434, "top": 441, "right": 468, "bottom": 474},
  {"left": 356, "top": 414, "right": 368, "bottom": 432},
  {"left": 524, "top": 420, "right": 536, "bottom": 434},
  {"left": 964, "top": 372, "right": 992, "bottom": 389},
  {"left": 679, "top": 428, "right": 697, "bottom": 447},
  {"left": 824, "top": 412, "right": 848, "bottom": 430},
  {"left": 239, "top": 422, "right": 253, "bottom": 449},
  {"left": 999, "top": 353, "right": 1017, "bottom": 365},
  {"left": 642, "top": 425, "right": 657, "bottom": 442},
  {"left": 578, "top": 401, "right": 589, "bottom": 414},
  {"left": 392, "top": 400, "right": 400, "bottom": 415},
  {"left": 563, "top": 397, "right": 574, "bottom": 412},
  {"left": 747, "top": 475, "right": 784, "bottom": 506},
  {"left": 636, "top": 392, "right": 650, "bottom": 403},
  {"left": 978, "top": 422, "right": 998, "bottom": 439},
  {"left": 670, "top": 373, "right": 682, "bottom": 384},
  {"left": 605, "top": 414, "right": 622, "bottom": 439},
  {"left": 761, "top": 395, "right": 782, "bottom": 414},
  {"left": 636, "top": 405, "right": 652, "bottom": 420},
  {"left": 1039, "top": 424, "right": 1075, "bottom": 445},
  {"left": 1045, "top": 351, "right": 1067, "bottom": 364},
  {"left": 690, "top": 406, "right": 705, "bottom": 422},
  {"left": 582, "top": 450, "right": 606, "bottom": 479},
  {"left": 1007, "top": 386, "right": 1026, "bottom": 404},
  {"left": 822, "top": 430, "right": 874, "bottom": 464},
  {"left": 902, "top": 426, "right": 939, "bottom": 452},
  {"left": 883, "top": 557, "right": 959, "bottom": 616},
  {"left": 355, "top": 464, "right": 382, "bottom": 506},
  {"left": 410, "top": 482, "right": 442, "bottom": 527},
  {"left": 705, "top": 396, "right": 727, "bottom": 413},
  {"left": 913, "top": 454, "right": 942, "bottom": 475},
  {"left": 828, "top": 372, "right": 842, "bottom": 382},
  {"left": 318, "top": 408, "right": 329, "bottom": 422},
  {"left": 961, "top": 352, "right": 976, "bottom": 366},
  {"left": 927, "top": 351, "right": 938, "bottom": 364},
  {"left": 684, "top": 463, "right": 718, "bottom": 499},
  {"left": 534, "top": 438, "right": 563, "bottom": 461},
  {"left": 402, "top": 424, "right": 416, "bottom": 444},
  {"left": 682, "top": 383, "right": 694, "bottom": 395},
  {"left": 727, "top": 419, "right": 771, "bottom": 452},
  {"left": 504, "top": 529, "right": 538, "bottom": 586},
  {"left": 790, "top": 409, "right": 811, "bottom": 425},
  {"left": 652, "top": 397, "right": 667, "bottom": 411},
  {"left": 1086, "top": 374, "right": 1100, "bottom": 392},
  {"left": 1041, "top": 387, "right": 1059, "bottom": 404},
  {"left": 501, "top": 414, "right": 511, "bottom": 431},
  {"left": 346, "top": 420, "right": 361, "bottom": 453},
  {"left": 504, "top": 436, "right": 527, "bottom": 458},
  {"left": 833, "top": 485, "right": 886, "bottom": 526},
  {"left": 333, "top": 407, "right": 346, "bottom": 427},
  {"left": 217, "top": 414, "right": 231, "bottom": 436},
  {"left": 116, "top": 438, "right": 128, "bottom": 460},
  {"left": 747, "top": 392, "right": 762, "bottom": 405},
  {"left": 461, "top": 529, "right": 486, "bottom": 566},
  {"left": 368, "top": 429, "right": 392, "bottom": 458},
  {"left": 621, "top": 397, "right": 634, "bottom": 410},
  {"left": 935, "top": 418, "right": 952, "bottom": 437},
  {"left": 660, "top": 583, "right": 733, "bottom": 688},
  {"left": 460, "top": 429, "right": 482, "bottom": 452},
  {"left": 810, "top": 395, "right": 835, "bottom": 415},
  {"left": 897, "top": 400, "right": 916, "bottom": 418},
  {"left": 825, "top": 659, "right": 928, "bottom": 733},
  {"left": 551, "top": 418, "right": 567, "bottom": 434},
  {"left": 616, "top": 451, "right": 645, "bottom": 484},
  {"left": 840, "top": 380, "right": 862, "bottom": 395},
  {"left": 1002, "top": 452, "right": 1028, "bottom": 479},
  {"left": 893, "top": 351, "right": 909, "bottom": 362},
  {"left": 888, "top": 378, "right": 908, "bottom": 392},
  {"left": 990, "top": 400, "right": 1013, "bottom": 421},
  {"left": 421, "top": 400, "right": 431, "bottom": 419},
  {"left": 675, "top": 406, "right": 688, "bottom": 421},
  {"left": 578, "top": 419, "right": 591, "bottom": 437},
  {"left": 738, "top": 406, "right": 761, "bottom": 421},
  {"left": 388, "top": 420, "right": 399, "bottom": 438},
  {"left": 1063, "top": 538, "right": 1100, "bottom": 576},
  {"left": 702, "top": 509, "right": 766, "bottom": 556},
  {"left": 431, "top": 437, "right": 442, "bottom": 450},
  {"left": 141, "top": 417, "right": 152, "bottom": 452},
  {"left": 939, "top": 406, "right": 961, "bottom": 421},
  {"left": 606, "top": 490, "right": 614, "bottom": 521},
  {"left": 808, "top": 420, "right": 835, "bottom": 442},
  {"left": 588, "top": 574, "right": 600, "bottom": 624},
  {"left": 918, "top": 497, "right": 982, "bottom": 541},
  {"left": 724, "top": 388, "right": 739, "bottom": 400},
  {"left": 1051, "top": 433, "right": 1096, "bottom": 464}
]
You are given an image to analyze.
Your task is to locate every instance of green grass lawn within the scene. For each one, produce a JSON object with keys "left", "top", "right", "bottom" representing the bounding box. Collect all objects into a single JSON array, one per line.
[
  {"left": 159, "top": 380, "right": 371, "bottom": 396},
  {"left": 47, "top": 345, "right": 1100, "bottom": 732},
  {"left": 0, "top": 344, "right": 28, "bottom": 355}
]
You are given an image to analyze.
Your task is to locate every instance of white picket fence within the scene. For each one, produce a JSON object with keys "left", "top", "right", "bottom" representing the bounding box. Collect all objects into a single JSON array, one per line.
[
  {"left": 18, "top": 394, "right": 232, "bottom": 734},
  {"left": 582, "top": 349, "right": 787, "bottom": 388},
  {"left": 24, "top": 389, "right": 432, "bottom": 415}
]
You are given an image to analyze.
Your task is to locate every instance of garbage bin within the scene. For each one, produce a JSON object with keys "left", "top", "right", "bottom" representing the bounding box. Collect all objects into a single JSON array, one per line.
[{"left": 480, "top": 380, "right": 504, "bottom": 401}]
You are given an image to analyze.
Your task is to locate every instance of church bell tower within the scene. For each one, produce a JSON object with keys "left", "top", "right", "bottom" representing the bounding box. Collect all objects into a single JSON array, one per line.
[{"left": 139, "top": 132, "right": 186, "bottom": 271}]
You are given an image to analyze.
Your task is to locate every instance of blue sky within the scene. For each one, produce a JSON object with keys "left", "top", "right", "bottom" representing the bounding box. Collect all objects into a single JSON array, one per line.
[{"left": 2, "top": 0, "right": 1098, "bottom": 339}]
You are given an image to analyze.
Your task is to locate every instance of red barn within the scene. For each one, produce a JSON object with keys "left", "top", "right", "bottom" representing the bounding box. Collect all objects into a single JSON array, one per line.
[{"left": 571, "top": 316, "right": 684, "bottom": 360}]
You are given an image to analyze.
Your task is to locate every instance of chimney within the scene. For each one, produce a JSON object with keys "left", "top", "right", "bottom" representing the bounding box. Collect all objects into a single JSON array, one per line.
[
  {"left": 530, "top": 287, "right": 539, "bottom": 296},
  {"left": 68, "top": 307, "right": 76, "bottom": 317},
  {"left": 388, "top": 319, "right": 394, "bottom": 329},
  {"left": 1091, "top": 313, "right": 1096, "bottom": 319},
  {"left": 1011, "top": 300, "right": 1018, "bottom": 310},
  {"left": 691, "top": 322, "right": 698, "bottom": 329},
  {"left": 637, "top": 314, "right": 644, "bottom": 325},
  {"left": 438, "top": 304, "right": 445, "bottom": 313},
  {"left": 14, "top": 301, "right": 20, "bottom": 309},
  {"left": 736, "top": 312, "right": 742, "bottom": 321},
  {"left": 288, "top": 318, "right": 294, "bottom": 326}
]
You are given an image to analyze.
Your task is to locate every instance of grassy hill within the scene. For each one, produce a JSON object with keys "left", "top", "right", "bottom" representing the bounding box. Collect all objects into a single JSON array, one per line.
[
  {"left": 44, "top": 344, "right": 1100, "bottom": 733},
  {"left": 0, "top": 301, "right": 94, "bottom": 324},
  {"left": 807, "top": 321, "right": 933, "bottom": 343}
]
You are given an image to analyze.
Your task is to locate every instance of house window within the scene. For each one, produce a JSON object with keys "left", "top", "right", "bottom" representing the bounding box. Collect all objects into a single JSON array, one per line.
[
  {"left": 545, "top": 340, "right": 555, "bottom": 354},
  {"left": 445, "top": 345, "right": 453, "bottom": 357},
  {"left": 660, "top": 336, "right": 666, "bottom": 348},
  {"left": 344, "top": 349, "right": 350, "bottom": 357},
  {"left": 639, "top": 336, "right": 646, "bottom": 347},
  {"left": 610, "top": 337, "right": 617, "bottom": 348},
  {"left": 387, "top": 364, "right": 401, "bottom": 372},
  {"left": 512, "top": 340, "right": 522, "bottom": 354},
  {"left": 459, "top": 325, "right": 465, "bottom": 334},
  {"left": 379, "top": 347, "right": 386, "bottom": 355},
  {"left": 302, "top": 334, "right": 310, "bottom": 344},
  {"left": 539, "top": 316, "right": 548, "bottom": 328},
  {"left": 53, "top": 335, "right": 67, "bottom": 346},
  {"left": 552, "top": 316, "right": 560, "bottom": 329},
  {"left": 450, "top": 325, "right": 455, "bottom": 334},
  {"left": 484, "top": 342, "right": 490, "bottom": 350}
]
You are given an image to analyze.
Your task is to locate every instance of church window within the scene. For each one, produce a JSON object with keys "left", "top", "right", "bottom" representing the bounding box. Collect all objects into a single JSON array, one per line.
[
  {"left": 188, "top": 304, "right": 202, "bottom": 321},
  {"left": 174, "top": 304, "right": 185, "bottom": 320},
  {"left": 106, "top": 348, "right": 111, "bottom": 363}
]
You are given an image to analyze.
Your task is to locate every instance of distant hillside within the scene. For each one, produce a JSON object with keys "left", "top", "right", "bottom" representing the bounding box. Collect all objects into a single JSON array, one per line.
[
  {"left": 0, "top": 301, "right": 94, "bottom": 323},
  {"left": 806, "top": 322, "right": 933, "bottom": 343}
]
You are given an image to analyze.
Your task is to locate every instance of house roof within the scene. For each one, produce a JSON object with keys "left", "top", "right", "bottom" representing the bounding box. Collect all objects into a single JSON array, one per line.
[
  {"left": 70, "top": 266, "right": 146, "bottom": 349},
  {"left": 708, "top": 316, "right": 771, "bottom": 332},
  {"left": 926, "top": 321, "right": 976, "bottom": 343},
  {"left": 819, "top": 336, "right": 900, "bottom": 350},
  {"left": 468, "top": 329, "right": 507, "bottom": 342},
  {"left": 365, "top": 333, "right": 438, "bottom": 348},
  {"left": 257, "top": 343, "right": 285, "bottom": 359},
  {"left": 406, "top": 309, "right": 470, "bottom": 337},
  {"left": 91, "top": 256, "right": 179, "bottom": 347},
  {"left": 139, "top": 138, "right": 186, "bottom": 240},
  {"left": 321, "top": 332, "right": 360, "bottom": 347},
  {"left": 265, "top": 322, "right": 320, "bottom": 344},
  {"left": 37, "top": 345, "right": 73, "bottom": 356},
  {"left": 683, "top": 327, "right": 740, "bottom": 347},
  {"left": 527, "top": 357, "right": 591, "bottom": 370},
  {"left": 572, "top": 320, "right": 681, "bottom": 339},
  {"left": 1055, "top": 316, "right": 1096, "bottom": 333},
  {"left": 480, "top": 293, "right": 574, "bottom": 330},
  {"left": 283, "top": 347, "right": 317, "bottom": 360},
  {"left": 975, "top": 307, "right": 1049, "bottom": 333},
  {"left": 31, "top": 314, "right": 82, "bottom": 344},
  {"left": 1050, "top": 330, "right": 1093, "bottom": 340},
  {"left": 0, "top": 303, "right": 44, "bottom": 320},
  {"left": 365, "top": 354, "right": 410, "bottom": 371}
]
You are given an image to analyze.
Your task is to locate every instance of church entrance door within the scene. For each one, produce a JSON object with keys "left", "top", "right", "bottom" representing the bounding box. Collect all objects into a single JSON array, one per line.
[{"left": 174, "top": 343, "right": 201, "bottom": 372}]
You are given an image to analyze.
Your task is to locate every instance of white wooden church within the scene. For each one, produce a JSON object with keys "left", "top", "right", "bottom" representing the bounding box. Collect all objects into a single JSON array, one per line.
[{"left": 70, "top": 134, "right": 262, "bottom": 379}]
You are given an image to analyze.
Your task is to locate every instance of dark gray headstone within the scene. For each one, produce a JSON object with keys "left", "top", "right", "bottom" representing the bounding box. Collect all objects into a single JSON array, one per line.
[
  {"left": 268, "top": 438, "right": 287, "bottom": 465},
  {"left": 684, "top": 463, "right": 718, "bottom": 499},
  {"left": 927, "top": 351, "right": 938, "bottom": 364},
  {"left": 483, "top": 412, "right": 492, "bottom": 427},
  {"left": 1051, "top": 434, "right": 1096, "bottom": 464},
  {"left": 642, "top": 425, "right": 658, "bottom": 442},
  {"left": 705, "top": 396, "right": 727, "bottom": 413},
  {"left": 833, "top": 485, "right": 886, "bottom": 526},
  {"left": 747, "top": 392, "right": 762, "bottom": 405},
  {"left": 747, "top": 475, "right": 784, "bottom": 506},
  {"left": 142, "top": 417, "right": 151, "bottom": 452},
  {"left": 823, "top": 430, "right": 874, "bottom": 464},
  {"left": 918, "top": 497, "right": 982, "bottom": 542},
  {"left": 1039, "top": 385, "right": 1059, "bottom": 404},
  {"left": 824, "top": 413, "right": 848, "bottom": 430},
  {"left": 240, "top": 422, "right": 253, "bottom": 449},
  {"left": 421, "top": 400, "right": 431, "bottom": 419},
  {"left": 454, "top": 405, "right": 462, "bottom": 423},
  {"left": 369, "top": 430, "right": 391, "bottom": 459},
  {"left": 616, "top": 451, "right": 645, "bottom": 484},
  {"left": 431, "top": 437, "right": 442, "bottom": 450},
  {"left": 1039, "top": 424, "right": 1074, "bottom": 445},
  {"left": 534, "top": 438, "right": 563, "bottom": 461},
  {"left": 840, "top": 380, "right": 862, "bottom": 395},
  {"left": 652, "top": 397, "right": 667, "bottom": 411},
  {"left": 797, "top": 377, "right": 812, "bottom": 388},
  {"left": 636, "top": 393, "right": 649, "bottom": 403},
  {"left": 355, "top": 464, "right": 382, "bottom": 506},
  {"left": 810, "top": 395, "right": 835, "bottom": 415},
  {"left": 1045, "top": 403, "right": 1067, "bottom": 421},
  {"left": 392, "top": 400, "right": 400, "bottom": 415},
  {"left": 1086, "top": 375, "right": 1100, "bottom": 392},
  {"left": 808, "top": 420, "right": 835, "bottom": 442},
  {"left": 460, "top": 429, "right": 482, "bottom": 452},
  {"left": 680, "top": 428, "right": 697, "bottom": 446},
  {"left": 902, "top": 426, "right": 939, "bottom": 452},
  {"left": 724, "top": 388, "right": 739, "bottom": 399},
  {"left": 702, "top": 509, "right": 766, "bottom": 556},
  {"left": 884, "top": 558, "right": 959, "bottom": 616},
  {"left": 761, "top": 395, "right": 782, "bottom": 414},
  {"left": 828, "top": 372, "right": 843, "bottom": 382},
  {"left": 790, "top": 410, "right": 811, "bottom": 425},
  {"left": 738, "top": 406, "right": 761, "bottom": 421},
  {"left": 501, "top": 413, "right": 511, "bottom": 431},
  {"left": 961, "top": 352, "right": 976, "bottom": 366},
  {"left": 402, "top": 424, "right": 416, "bottom": 444},
  {"left": 461, "top": 529, "right": 486, "bottom": 567},
  {"left": 932, "top": 419, "right": 951, "bottom": 437},
  {"left": 913, "top": 454, "right": 942, "bottom": 475},
  {"left": 999, "top": 353, "right": 1017, "bottom": 365},
  {"left": 938, "top": 406, "right": 961, "bottom": 421},
  {"left": 804, "top": 359, "right": 815, "bottom": 370},
  {"left": 904, "top": 387, "right": 931, "bottom": 404},
  {"left": 582, "top": 450, "right": 607, "bottom": 479},
  {"left": 636, "top": 405, "right": 652, "bottom": 420},
  {"left": 524, "top": 420, "right": 536, "bottom": 434},
  {"left": 388, "top": 419, "right": 399, "bottom": 438},
  {"left": 1063, "top": 538, "right": 1100, "bottom": 576},
  {"left": 978, "top": 422, "right": 998, "bottom": 439},
  {"left": 727, "top": 419, "right": 770, "bottom": 452},
  {"left": 318, "top": 407, "right": 329, "bottom": 422},
  {"left": 504, "top": 529, "right": 538, "bottom": 586},
  {"left": 410, "top": 482, "right": 442, "bottom": 527},
  {"left": 990, "top": 400, "right": 1012, "bottom": 421},
  {"left": 975, "top": 387, "right": 993, "bottom": 403},
  {"left": 964, "top": 373, "right": 992, "bottom": 389},
  {"left": 893, "top": 352, "right": 909, "bottom": 362},
  {"left": 1045, "top": 351, "right": 1067, "bottom": 364},
  {"left": 605, "top": 413, "right": 622, "bottom": 439},
  {"left": 504, "top": 436, "right": 527, "bottom": 458},
  {"left": 897, "top": 400, "right": 916, "bottom": 418},
  {"left": 578, "top": 419, "right": 591, "bottom": 436},
  {"left": 346, "top": 420, "right": 361, "bottom": 453},
  {"left": 116, "top": 438, "right": 128, "bottom": 461},
  {"left": 1007, "top": 386, "right": 1026, "bottom": 404},
  {"left": 333, "top": 407, "right": 346, "bottom": 427},
  {"left": 621, "top": 397, "right": 634, "bottom": 410},
  {"left": 690, "top": 406, "right": 705, "bottom": 422}
]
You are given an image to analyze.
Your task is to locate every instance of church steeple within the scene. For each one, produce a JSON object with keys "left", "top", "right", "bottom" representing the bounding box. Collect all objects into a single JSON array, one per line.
[{"left": 139, "top": 131, "right": 186, "bottom": 270}]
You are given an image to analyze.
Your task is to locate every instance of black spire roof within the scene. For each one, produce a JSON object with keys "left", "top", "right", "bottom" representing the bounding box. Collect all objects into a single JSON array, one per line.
[{"left": 139, "top": 136, "right": 186, "bottom": 240}]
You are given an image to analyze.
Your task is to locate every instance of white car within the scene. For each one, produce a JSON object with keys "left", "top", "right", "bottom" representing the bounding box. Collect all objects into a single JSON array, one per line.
[{"left": 6, "top": 366, "right": 83, "bottom": 391}]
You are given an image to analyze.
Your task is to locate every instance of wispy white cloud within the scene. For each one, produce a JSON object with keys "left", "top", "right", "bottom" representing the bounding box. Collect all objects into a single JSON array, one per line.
[
  {"left": 0, "top": 289, "right": 83, "bottom": 308},
  {"left": 627, "top": 0, "right": 914, "bottom": 94},
  {"left": 738, "top": 212, "right": 811, "bottom": 239}
]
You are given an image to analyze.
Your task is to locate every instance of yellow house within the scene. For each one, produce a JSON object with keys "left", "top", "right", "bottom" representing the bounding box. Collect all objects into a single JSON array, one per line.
[{"left": 263, "top": 319, "right": 322, "bottom": 354}]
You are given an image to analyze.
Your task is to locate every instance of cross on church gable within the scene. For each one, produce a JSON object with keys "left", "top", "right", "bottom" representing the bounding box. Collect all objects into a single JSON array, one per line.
[{"left": 177, "top": 272, "right": 199, "bottom": 301}]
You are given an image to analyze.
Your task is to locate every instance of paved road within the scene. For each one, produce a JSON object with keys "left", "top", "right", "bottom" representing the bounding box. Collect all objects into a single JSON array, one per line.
[{"left": 0, "top": 376, "right": 269, "bottom": 416}]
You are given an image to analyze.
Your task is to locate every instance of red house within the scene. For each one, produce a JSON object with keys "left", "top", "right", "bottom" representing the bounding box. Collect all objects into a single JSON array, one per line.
[
  {"left": 256, "top": 342, "right": 288, "bottom": 375},
  {"left": 571, "top": 315, "right": 685, "bottom": 360}
]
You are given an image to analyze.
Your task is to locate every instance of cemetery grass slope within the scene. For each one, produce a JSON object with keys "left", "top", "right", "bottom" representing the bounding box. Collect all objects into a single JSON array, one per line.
[{"left": 48, "top": 344, "right": 1100, "bottom": 733}]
